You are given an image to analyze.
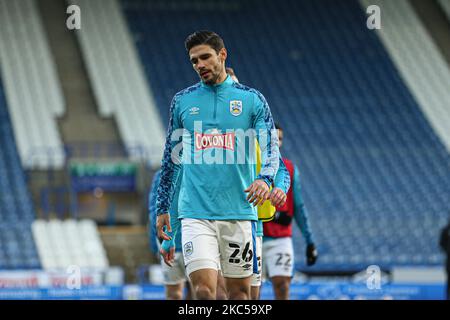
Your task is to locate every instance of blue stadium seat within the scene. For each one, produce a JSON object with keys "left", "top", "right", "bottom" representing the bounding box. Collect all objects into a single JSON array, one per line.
[{"left": 0, "top": 77, "right": 41, "bottom": 270}]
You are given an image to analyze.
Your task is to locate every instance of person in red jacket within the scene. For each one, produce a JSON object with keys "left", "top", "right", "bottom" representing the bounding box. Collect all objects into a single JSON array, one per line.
[{"left": 262, "top": 123, "right": 318, "bottom": 300}]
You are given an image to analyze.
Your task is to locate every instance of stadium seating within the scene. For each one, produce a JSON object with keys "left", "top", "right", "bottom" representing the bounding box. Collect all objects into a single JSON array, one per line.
[
  {"left": 121, "top": 0, "right": 450, "bottom": 272},
  {"left": 0, "top": 0, "right": 65, "bottom": 169},
  {"left": 0, "top": 78, "right": 41, "bottom": 270},
  {"left": 69, "top": 0, "right": 165, "bottom": 166},
  {"left": 32, "top": 219, "right": 109, "bottom": 270},
  {"left": 437, "top": 0, "right": 450, "bottom": 21},
  {"left": 360, "top": 0, "right": 450, "bottom": 151}
]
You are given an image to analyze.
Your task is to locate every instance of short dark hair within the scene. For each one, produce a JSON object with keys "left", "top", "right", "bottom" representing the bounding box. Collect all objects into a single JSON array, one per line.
[
  {"left": 185, "top": 30, "right": 225, "bottom": 54},
  {"left": 275, "top": 122, "right": 282, "bottom": 131}
]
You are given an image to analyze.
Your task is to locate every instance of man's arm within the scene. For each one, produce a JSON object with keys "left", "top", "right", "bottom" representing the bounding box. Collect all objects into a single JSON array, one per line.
[
  {"left": 292, "top": 165, "right": 314, "bottom": 245},
  {"left": 160, "top": 171, "right": 182, "bottom": 265},
  {"left": 253, "top": 92, "right": 279, "bottom": 186},
  {"left": 246, "top": 92, "right": 280, "bottom": 206},
  {"left": 270, "top": 156, "right": 291, "bottom": 207},
  {"left": 156, "top": 95, "right": 183, "bottom": 240},
  {"left": 160, "top": 217, "right": 181, "bottom": 267},
  {"left": 292, "top": 165, "right": 318, "bottom": 266},
  {"left": 274, "top": 156, "right": 290, "bottom": 194},
  {"left": 148, "top": 170, "right": 161, "bottom": 254}
]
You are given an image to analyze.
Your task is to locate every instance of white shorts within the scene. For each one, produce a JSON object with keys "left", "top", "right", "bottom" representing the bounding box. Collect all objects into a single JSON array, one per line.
[
  {"left": 160, "top": 251, "right": 187, "bottom": 285},
  {"left": 182, "top": 218, "right": 255, "bottom": 279},
  {"left": 251, "top": 236, "right": 262, "bottom": 287},
  {"left": 262, "top": 237, "right": 294, "bottom": 278}
]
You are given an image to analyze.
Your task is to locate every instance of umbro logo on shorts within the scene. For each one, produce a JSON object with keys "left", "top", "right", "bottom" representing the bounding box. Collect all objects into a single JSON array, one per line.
[
  {"left": 243, "top": 263, "right": 252, "bottom": 270},
  {"left": 184, "top": 241, "right": 193, "bottom": 256}
]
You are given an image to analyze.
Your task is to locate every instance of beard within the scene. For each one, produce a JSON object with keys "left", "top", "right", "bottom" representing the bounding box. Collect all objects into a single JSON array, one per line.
[
  {"left": 200, "top": 62, "right": 223, "bottom": 85},
  {"left": 203, "top": 71, "right": 221, "bottom": 85}
]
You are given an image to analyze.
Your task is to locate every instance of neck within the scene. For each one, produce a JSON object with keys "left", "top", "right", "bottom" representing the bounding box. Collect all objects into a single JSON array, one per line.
[{"left": 213, "top": 70, "right": 227, "bottom": 85}]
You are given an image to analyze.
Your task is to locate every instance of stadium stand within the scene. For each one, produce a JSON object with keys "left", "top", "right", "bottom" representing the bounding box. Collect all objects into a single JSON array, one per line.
[
  {"left": 121, "top": 0, "right": 450, "bottom": 272},
  {"left": 360, "top": 0, "right": 450, "bottom": 152},
  {"left": 0, "top": 0, "right": 448, "bottom": 300},
  {"left": 69, "top": 0, "right": 165, "bottom": 166},
  {"left": 0, "top": 78, "right": 41, "bottom": 270},
  {"left": 437, "top": 0, "right": 450, "bottom": 21},
  {"left": 32, "top": 219, "right": 109, "bottom": 269},
  {"left": 100, "top": 226, "right": 154, "bottom": 283},
  {"left": 0, "top": 0, "right": 66, "bottom": 169}
]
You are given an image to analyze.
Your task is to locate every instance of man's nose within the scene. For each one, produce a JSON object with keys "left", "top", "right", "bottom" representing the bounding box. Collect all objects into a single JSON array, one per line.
[{"left": 197, "top": 60, "right": 206, "bottom": 70}]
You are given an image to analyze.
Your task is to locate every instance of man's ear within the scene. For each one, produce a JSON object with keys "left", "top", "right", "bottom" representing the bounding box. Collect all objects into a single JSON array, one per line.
[{"left": 219, "top": 47, "right": 227, "bottom": 63}]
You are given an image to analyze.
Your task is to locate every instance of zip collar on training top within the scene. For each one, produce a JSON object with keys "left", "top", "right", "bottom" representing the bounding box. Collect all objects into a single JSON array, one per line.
[{"left": 200, "top": 74, "right": 233, "bottom": 90}]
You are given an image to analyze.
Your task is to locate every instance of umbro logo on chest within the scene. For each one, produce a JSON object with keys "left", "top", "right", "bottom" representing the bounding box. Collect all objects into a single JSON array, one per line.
[{"left": 189, "top": 107, "right": 200, "bottom": 115}]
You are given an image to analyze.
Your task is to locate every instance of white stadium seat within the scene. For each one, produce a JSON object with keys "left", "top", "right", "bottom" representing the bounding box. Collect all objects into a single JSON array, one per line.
[
  {"left": 70, "top": 0, "right": 165, "bottom": 167},
  {"left": 31, "top": 219, "right": 109, "bottom": 270},
  {"left": 0, "top": 0, "right": 66, "bottom": 169}
]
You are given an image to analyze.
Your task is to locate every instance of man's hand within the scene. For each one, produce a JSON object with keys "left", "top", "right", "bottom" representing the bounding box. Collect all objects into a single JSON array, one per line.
[
  {"left": 306, "top": 243, "right": 318, "bottom": 266},
  {"left": 160, "top": 244, "right": 175, "bottom": 267},
  {"left": 269, "top": 187, "right": 287, "bottom": 208},
  {"left": 156, "top": 213, "right": 172, "bottom": 241},
  {"left": 245, "top": 179, "right": 270, "bottom": 206}
]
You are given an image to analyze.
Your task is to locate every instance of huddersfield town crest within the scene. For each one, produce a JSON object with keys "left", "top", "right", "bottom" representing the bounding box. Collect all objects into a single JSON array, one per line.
[{"left": 230, "top": 100, "right": 243, "bottom": 116}]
